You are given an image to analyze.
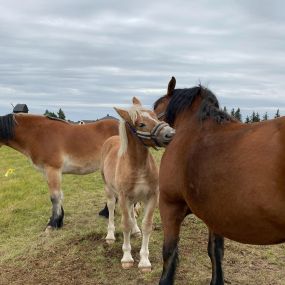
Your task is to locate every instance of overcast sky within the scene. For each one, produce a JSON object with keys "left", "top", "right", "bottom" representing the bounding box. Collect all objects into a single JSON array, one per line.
[{"left": 0, "top": 0, "right": 285, "bottom": 121}]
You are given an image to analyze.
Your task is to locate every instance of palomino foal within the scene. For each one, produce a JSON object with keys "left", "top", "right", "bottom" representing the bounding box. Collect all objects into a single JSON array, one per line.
[
  {"left": 0, "top": 114, "right": 118, "bottom": 231},
  {"left": 101, "top": 97, "right": 174, "bottom": 271}
]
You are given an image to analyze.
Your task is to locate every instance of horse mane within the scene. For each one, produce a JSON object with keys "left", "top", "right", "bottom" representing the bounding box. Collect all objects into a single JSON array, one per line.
[
  {"left": 159, "top": 86, "right": 235, "bottom": 126},
  {"left": 118, "top": 105, "right": 145, "bottom": 156},
  {"left": 0, "top": 114, "right": 16, "bottom": 140}
]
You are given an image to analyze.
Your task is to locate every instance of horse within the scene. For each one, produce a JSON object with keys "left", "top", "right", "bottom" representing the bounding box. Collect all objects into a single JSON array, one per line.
[
  {"left": 100, "top": 97, "right": 175, "bottom": 272},
  {"left": 0, "top": 113, "right": 119, "bottom": 231},
  {"left": 153, "top": 77, "right": 285, "bottom": 285}
]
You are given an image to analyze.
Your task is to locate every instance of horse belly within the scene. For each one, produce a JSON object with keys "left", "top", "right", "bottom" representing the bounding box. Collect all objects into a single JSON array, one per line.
[{"left": 62, "top": 156, "right": 100, "bottom": 174}]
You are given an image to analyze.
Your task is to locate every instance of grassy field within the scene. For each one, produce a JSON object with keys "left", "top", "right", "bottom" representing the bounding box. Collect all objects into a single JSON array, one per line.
[{"left": 1, "top": 146, "right": 285, "bottom": 285}]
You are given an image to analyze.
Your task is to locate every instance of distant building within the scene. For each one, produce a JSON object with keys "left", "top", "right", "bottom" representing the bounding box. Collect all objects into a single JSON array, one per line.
[
  {"left": 76, "top": 114, "right": 118, "bottom": 125},
  {"left": 13, "top": 104, "right": 29, "bottom": 113},
  {"left": 99, "top": 114, "right": 118, "bottom": 121}
]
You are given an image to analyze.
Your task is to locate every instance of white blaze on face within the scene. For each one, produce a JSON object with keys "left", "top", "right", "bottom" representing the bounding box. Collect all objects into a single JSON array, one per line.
[{"left": 141, "top": 112, "right": 158, "bottom": 124}]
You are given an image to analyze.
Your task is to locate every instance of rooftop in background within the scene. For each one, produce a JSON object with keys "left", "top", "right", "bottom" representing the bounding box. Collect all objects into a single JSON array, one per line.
[
  {"left": 70, "top": 114, "right": 119, "bottom": 124},
  {"left": 13, "top": 104, "right": 29, "bottom": 113}
]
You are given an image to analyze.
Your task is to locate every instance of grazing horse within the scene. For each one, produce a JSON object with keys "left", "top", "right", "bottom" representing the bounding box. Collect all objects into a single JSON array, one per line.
[
  {"left": 0, "top": 113, "right": 118, "bottom": 231},
  {"left": 154, "top": 77, "right": 285, "bottom": 285},
  {"left": 101, "top": 97, "right": 175, "bottom": 272}
]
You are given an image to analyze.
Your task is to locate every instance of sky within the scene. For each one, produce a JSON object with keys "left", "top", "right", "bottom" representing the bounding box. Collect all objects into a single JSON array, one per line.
[{"left": 0, "top": 0, "right": 285, "bottom": 121}]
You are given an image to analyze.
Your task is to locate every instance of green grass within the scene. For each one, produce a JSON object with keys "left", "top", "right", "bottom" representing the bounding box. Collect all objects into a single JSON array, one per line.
[{"left": 1, "top": 146, "right": 285, "bottom": 285}]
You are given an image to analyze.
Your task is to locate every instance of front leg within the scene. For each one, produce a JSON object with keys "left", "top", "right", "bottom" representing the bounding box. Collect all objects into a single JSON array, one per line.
[
  {"left": 105, "top": 187, "right": 116, "bottom": 244},
  {"left": 120, "top": 195, "right": 134, "bottom": 269},
  {"left": 159, "top": 197, "right": 190, "bottom": 285},
  {"left": 45, "top": 167, "right": 64, "bottom": 232},
  {"left": 208, "top": 230, "right": 224, "bottom": 285}
]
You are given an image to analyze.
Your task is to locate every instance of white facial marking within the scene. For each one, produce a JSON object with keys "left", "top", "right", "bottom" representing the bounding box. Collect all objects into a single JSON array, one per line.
[{"left": 141, "top": 112, "right": 157, "bottom": 123}]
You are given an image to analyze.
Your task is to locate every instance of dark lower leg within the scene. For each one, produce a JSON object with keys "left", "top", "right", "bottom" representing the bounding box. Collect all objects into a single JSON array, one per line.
[
  {"left": 99, "top": 203, "right": 109, "bottom": 218},
  {"left": 47, "top": 193, "right": 64, "bottom": 229},
  {"left": 208, "top": 230, "right": 224, "bottom": 285},
  {"left": 159, "top": 200, "right": 189, "bottom": 285}
]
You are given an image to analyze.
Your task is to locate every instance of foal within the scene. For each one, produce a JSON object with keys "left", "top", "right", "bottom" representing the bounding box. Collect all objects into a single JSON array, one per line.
[
  {"left": 101, "top": 97, "right": 174, "bottom": 271},
  {"left": 0, "top": 114, "right": 118, "bottom": 231}
]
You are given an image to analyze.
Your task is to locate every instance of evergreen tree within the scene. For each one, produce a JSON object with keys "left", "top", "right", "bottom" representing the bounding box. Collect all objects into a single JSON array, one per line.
[
  {"left": 223, "top": 106, "right": 228, "bottom": 113},
  {"left": 274, "top": 109, "right": 280, "bottom": 119},
  {"left": 255, "top": 112, "right": 260, "bottom": 122},
  {"left": 250, "top": 111, "right": 256, "bottom": 123},
  {"left": 262, "top": 112, "right": 268, "bottom": 121},
  {"left": 245, "top": 115, "right": 250, "bottom": 124},
  {"left": 44, "top": 109, "right": 57, "bottom": 118},
  {"left": 57, "top": 108, "right": 66, "bottom": 120},
  {"left": 234, "top": 108, "right": 242, "bottom": 122},
  {"left": 230, "top": 108, "right": 235, "bottom": 117}
]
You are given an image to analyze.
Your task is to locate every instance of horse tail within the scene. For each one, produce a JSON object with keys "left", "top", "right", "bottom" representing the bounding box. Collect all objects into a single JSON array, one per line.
[{"left": 0, "top": 114, "right": 15, "bottom": 140}]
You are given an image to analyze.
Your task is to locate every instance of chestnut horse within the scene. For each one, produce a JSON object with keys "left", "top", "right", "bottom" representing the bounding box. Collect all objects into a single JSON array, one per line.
[
  {"left": 101, "top": 97, "right": 174, "bottom": 271},
  {"left": 154, "top": 77, "right": 285, "bottom": 285},
  {"left": 0, "top": 113, "right": 118, "bottom": 231}
]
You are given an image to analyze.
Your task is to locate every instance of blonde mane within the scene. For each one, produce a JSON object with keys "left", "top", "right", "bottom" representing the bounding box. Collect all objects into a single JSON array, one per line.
[{"left": 118, "top": 105, "right": 145, "bottom": 156}]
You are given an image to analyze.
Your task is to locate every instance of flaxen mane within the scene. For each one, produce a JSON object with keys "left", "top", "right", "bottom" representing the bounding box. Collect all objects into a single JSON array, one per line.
[
  {"left": 0, "top": 114, "right": 15, "bottom": 140},
  {"left": 118, "top": 105, "right": 145, "bottom": 156}
]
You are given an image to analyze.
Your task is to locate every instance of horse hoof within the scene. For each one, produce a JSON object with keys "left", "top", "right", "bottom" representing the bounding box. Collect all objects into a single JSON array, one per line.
[
  {"left": 132, "top": 231, "right": 141, "bottom": 238},
  {"left": 122, "top": 262, "right": 134, "bottom": 269},
  {"left": 140, "top": 267, "right": 152, "bottom": 273},
  {"left": 106, "top": 239, "right": 115, "bottom": 244},
  {"left": 45, "top": 226, "right": 54, "bottom": 233}
]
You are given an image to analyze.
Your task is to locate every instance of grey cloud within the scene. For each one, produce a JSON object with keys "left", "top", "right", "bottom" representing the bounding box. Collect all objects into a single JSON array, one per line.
[{"left": 0, "top": 0, "right": 284, "bottom": 121}]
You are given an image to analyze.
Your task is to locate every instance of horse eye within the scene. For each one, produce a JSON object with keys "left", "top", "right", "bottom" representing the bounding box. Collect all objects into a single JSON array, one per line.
[{"left": 139, "top": 123, "right": 146, "bottom": 128}]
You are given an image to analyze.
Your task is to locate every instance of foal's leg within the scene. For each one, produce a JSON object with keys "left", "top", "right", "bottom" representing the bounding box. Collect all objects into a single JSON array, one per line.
[
  {"left": 138, "top": 195, "right": 157, "bottom": 272},
  {"left": 159, "top": 199, "right": 189, "bottom": 285},
  {"left": 131, "top": 204, "right": 141, "bottom": 237},
  {"left": 105, "top": 186, "right": 116, "bottom": 244},
  {"left": 120, "top": 196, "right": 134, "bottom": 269},
  {"left": 45, "top": 167, "right": 64, "bottom": 231},
  {"left": 208, "top": 230, "right": 224, "bottom": 285}
]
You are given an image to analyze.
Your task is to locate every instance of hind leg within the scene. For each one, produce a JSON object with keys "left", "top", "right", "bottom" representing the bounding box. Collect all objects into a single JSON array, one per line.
[
  {"left": 159, "top": 197, "right": 189, "bottom": 285},
  {"left": 130, "top": 204, "right": 141, "bottom": 237},
  {"left": 138, "top": 195, "right": 157, "bottom": 272},
  {"left": 45, "top": 167, "right": 64, "bottom": 232},
  {"left": 208, "top": 230, "right": 224, "bottom": 285}
]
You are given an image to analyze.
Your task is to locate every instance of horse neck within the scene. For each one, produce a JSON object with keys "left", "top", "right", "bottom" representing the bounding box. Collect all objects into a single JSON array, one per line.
[
  {"left": 173, "top": 96, "right": 203, "bottom": 129},
  {"left": 5, "top": 115, "right": 38, "bottom": 154}
]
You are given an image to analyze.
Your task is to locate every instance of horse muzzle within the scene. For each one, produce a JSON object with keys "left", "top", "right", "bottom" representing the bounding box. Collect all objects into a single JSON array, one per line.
[{"left": 154, "top": 125, "right": 175, "bottom": 147}]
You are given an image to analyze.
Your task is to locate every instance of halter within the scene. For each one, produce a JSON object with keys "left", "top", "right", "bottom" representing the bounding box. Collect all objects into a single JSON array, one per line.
[
  {"left": 156, "top": 111, "right": 166, "bottom": 120},
  {"left": 126, "top": 121, "right": 169, "bottom": 148}
]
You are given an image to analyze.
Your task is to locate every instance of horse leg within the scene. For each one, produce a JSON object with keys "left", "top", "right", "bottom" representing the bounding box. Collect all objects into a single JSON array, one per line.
[
  {"left": 99, "top": 203, "right": 109, "bottom": 218},
  {"left": 131, "top": 204, "right": 141, "bottom": 237},
  {"left": 120, "top": 195, "right": 134, "bottom": 269},
  {"left": 159, "top": 199, "right": 189, "bottom": 285},
  {"left": 208, "top": 230, "right": 224, "bottom": 285},
  {"left": 138, "top": 195, "right": 157, "bottom": 272},
  {"left": 45, "top": 167, "right": 64, "bottom": 231},
  {"left": 105, "top": 187, "right": 116, "bottom": 244}
]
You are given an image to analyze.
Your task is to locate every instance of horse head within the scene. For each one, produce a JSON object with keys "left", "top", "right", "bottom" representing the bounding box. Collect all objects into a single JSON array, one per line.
[{"left": 114, "top": 97, "right": 175, "bottom": 148}]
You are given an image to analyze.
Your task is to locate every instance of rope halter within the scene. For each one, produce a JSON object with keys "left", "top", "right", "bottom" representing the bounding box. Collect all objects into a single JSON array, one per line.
[{"left": 126, "top": 121, "right": 170, "bottom": 148}]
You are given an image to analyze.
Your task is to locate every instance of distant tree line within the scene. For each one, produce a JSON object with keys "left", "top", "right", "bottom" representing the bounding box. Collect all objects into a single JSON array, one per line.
[
  {"left": 44, "top": 108, "right": 66, "bottom": 120},
  {"left": 223, "top": 107, "right": 281, "bottom": 123}
]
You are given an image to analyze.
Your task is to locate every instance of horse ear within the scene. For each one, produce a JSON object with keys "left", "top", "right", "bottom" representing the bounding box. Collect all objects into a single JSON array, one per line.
[
  {"left": 114, "top": 107, "right": 131, "bottom": 122},
  {"left": 167, "top": 76, "right": 176, "bottom": 97},
  {"left": 132, "top": 97, "right": 142, "bottom": 106}
]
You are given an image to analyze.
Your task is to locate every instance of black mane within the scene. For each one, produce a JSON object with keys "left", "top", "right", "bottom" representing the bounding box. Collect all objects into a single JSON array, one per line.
[
  {"left": 158, "top": 86, "right": 234, "bottom": 126},
  {"left": 0, "top": 114, "right": 15, "bottom": 140}
]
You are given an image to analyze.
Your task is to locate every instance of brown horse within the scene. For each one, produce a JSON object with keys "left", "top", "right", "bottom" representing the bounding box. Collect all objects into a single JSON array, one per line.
[
  {"left": 154, "top": 77, "right": 285, "bottom": 285},
  {"left": 101, "top": 97, "right": 175, "bottom": 271},
  {"left": 0, "top": 113, "right": 118, "bottom": 231}
]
